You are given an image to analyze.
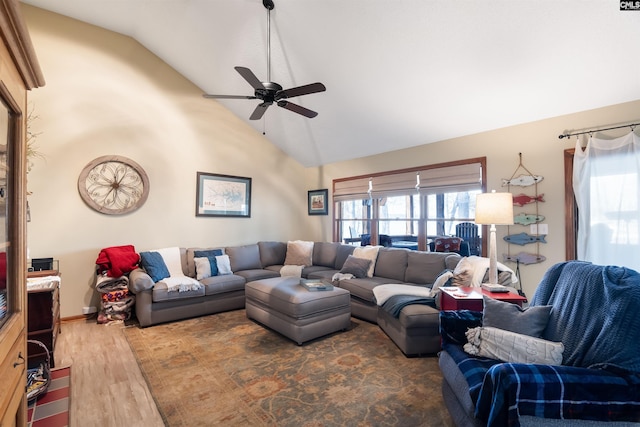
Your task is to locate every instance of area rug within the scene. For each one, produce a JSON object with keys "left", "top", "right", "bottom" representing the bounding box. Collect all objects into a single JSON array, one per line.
[
  {"left": 27, "top": 366, "right": 70, "bottom": 427},
  {"left": 124, "top": 310, "right": 453, "bottom": 427}
]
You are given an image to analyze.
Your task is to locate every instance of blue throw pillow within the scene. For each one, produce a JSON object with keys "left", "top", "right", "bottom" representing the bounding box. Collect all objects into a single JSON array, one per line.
[
  {"left": 139, "top": 251, "right": 170, "bottom": 283},
  {"left": 194, "top": 249, "right": 223, "bottom": 276}
]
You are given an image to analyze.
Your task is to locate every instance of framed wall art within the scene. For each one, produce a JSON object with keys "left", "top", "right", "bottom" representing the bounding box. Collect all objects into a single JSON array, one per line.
[
  {"left": 196, "top": 172, "right": 251, "bottom": 217},
  {"left": 308, "top": 189, "right": 328, "bottom": 215}
]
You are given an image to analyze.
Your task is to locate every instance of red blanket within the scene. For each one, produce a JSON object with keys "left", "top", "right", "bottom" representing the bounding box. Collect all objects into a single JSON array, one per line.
[{"left": 96, "top": 245, "right": 140, "bottom": 277}]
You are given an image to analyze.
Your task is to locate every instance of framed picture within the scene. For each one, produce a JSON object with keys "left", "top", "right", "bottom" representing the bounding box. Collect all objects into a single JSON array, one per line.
[
  {"left": 308, "top": 189, "right": 328, "bottom": 215},
  {"left": 196, "top": 172, "right": 251, "bottom": 217}
]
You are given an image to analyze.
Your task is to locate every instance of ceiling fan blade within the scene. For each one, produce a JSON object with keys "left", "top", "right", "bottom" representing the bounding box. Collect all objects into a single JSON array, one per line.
[
  {"left": 276, "top": 82, "right": 326, "bottom": 100},
  {"left": 203, "top": 94, "right": 257, "bottom": 100},
  {"left": 235, "top": 66, "right": 265, "bottom": 90},
  {"left": 277, "top": 100, "right": 318, "bottom": 118},
  {"left": 250, "top": 103, "right": 271, "bottom": 120}
]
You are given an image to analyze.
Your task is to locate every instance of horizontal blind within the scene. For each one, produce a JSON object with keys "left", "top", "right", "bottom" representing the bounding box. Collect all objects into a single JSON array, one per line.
[{"left": 333, "top": 162, "right": 481, "bottom": 201}]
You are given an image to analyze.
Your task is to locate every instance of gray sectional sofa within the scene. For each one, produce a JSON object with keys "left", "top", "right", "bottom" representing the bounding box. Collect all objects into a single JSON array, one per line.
[{"left": 128, "top": 241, "right": 463, "bottom": 355}]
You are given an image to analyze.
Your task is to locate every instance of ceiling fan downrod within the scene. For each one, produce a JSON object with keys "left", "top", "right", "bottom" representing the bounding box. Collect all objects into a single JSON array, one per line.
[{"left": 264, "top": 0, "right": 274, "bottom": 83}]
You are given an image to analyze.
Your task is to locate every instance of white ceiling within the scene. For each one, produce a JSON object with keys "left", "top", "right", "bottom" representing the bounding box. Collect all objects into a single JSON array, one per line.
[{"left": 22, "top": 0, "right": 640, "bottom": 167}]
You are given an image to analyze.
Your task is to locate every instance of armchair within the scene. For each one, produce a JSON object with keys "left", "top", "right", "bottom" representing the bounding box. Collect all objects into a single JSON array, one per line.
[{"left": 439, "top": 261, "right": 640, "bottom": 426}]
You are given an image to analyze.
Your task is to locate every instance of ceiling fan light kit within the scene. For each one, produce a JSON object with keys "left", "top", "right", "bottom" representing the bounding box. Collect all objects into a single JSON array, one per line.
[{"left": 203, "top": 0, "right": 325, "bottom": 120}]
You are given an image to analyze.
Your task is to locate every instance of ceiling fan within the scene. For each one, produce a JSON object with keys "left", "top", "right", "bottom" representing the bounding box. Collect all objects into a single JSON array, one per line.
[{"left": 203, "top": 0, "right": 326, "bottom": 120}]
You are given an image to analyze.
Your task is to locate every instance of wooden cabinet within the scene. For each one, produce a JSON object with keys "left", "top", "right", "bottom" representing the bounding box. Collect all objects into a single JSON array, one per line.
[
  {"left": 0, "top": 0, "right": 45, "bottom": 424},
  {"left": 27, "top": 274, "right": 60, "bottom": 368}
]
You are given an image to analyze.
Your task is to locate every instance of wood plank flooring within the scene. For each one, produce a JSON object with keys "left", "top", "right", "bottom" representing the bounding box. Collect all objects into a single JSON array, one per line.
[{"left": 55, "top": 318, "right": 164, "bottom": 427}]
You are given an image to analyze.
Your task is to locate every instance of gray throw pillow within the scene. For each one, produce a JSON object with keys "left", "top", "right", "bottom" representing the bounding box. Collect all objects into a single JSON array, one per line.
[
  {"left": 482, "top": 296, "right": 552, "bottom": 338},
  {"left": 340, "top": 255, "right": 372, "bottom": 279}
]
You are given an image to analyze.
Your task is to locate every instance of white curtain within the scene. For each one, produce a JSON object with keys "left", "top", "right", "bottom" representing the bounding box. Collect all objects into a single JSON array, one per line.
[{"left": 573, "top": 131, "right": 640, "bottom": 270}]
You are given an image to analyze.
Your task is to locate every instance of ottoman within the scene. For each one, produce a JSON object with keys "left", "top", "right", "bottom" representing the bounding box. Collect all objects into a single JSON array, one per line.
[{"left": 245, "top": 277, "right": 351, "bottom": 345}]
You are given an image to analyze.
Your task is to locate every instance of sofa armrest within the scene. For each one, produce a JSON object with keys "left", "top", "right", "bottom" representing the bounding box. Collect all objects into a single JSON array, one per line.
[
  {"left": 439, "top": 310, "right": 483, "bottom": 345},
  {"left": 129, "top": 268, "right": 154, "bottom": 293}
]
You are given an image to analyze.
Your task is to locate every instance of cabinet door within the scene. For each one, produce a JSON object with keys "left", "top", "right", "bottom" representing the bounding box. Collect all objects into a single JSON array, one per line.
[{"left": 0, "top": 93, "right": 26, "bottom": 426}]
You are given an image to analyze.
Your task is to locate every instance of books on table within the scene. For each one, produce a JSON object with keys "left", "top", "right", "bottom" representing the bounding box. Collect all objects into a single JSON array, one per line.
[{"left": 300, "top": 279, "right": 334, "bottom": 291}]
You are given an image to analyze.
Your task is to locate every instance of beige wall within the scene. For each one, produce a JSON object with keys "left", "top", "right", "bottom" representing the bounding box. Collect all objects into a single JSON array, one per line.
[
  {"left": 309, "top": 100, "right": 640, "bottom": 297},
  {"left": 24, "top": 5, "right": 640, "bottom": 317},
  {"left": 24, "top": 7, "right": 310, "bottom": 317}
]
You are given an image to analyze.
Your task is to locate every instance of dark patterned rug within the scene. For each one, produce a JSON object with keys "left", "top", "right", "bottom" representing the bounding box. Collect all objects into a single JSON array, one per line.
[{"left": 123, "top": 309, "right": 453, "bottom": 427}]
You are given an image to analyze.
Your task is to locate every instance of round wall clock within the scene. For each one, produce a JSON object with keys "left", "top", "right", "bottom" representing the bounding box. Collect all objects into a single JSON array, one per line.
[{"left": 78, "top": 155, "right": 149, "bottom": 215}]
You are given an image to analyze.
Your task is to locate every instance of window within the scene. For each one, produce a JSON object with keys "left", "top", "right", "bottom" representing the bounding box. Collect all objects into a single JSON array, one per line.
[
  {"left": 568, "top": 133, "right": 640, "bottom": 270},
  {"left": 334, "top": 158, "right": 486, "bottom": 252}
]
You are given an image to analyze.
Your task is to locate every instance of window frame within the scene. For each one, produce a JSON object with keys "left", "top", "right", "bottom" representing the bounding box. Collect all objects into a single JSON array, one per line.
[{"left": 332, "top": 157, "right": 487, "bottom": 252}]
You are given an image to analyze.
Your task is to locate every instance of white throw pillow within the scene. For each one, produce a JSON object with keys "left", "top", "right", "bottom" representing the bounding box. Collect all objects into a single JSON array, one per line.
[
  {"left": 216, "top": 255, "right": 233, "bottom": 275},
  {"left": 194, "top": 257, "right": 212, "bottom": 280},
  {"left": 463, "top": 326, "right": 564, "bottom": 365}
]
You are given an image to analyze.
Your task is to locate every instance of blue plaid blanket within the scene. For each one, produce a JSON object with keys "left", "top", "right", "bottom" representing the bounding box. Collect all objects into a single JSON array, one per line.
[{"left": 441, "top": 307, "right": 640, "bottom": 426}]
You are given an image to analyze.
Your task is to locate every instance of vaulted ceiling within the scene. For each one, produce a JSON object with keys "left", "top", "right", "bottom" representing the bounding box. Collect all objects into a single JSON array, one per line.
[{"left": 22, "top": 0, "right": 640, "bottom": 167}]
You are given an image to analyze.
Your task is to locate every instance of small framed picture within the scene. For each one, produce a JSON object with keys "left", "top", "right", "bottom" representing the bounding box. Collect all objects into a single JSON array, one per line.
[
  {"left": 196, "top": 172, "right": 251, "bottom": 217},
  {"left": 308, "top": 189, "right": 329, "bottom": 215}
]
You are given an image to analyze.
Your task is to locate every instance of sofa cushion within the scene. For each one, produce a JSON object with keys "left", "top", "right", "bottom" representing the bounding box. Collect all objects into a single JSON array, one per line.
[
  {"left": 194, "top": 257, "right": 217, "bottom": 280},
  {"left": 353, "top": 245, "right": 381, "bottom": 277},
  {"left": 152, "top": 281, "right": 205, "bottom": 302},
  {"left": 339, "top": 276, "right": 403, "bottom": 303},
  {"left": 374, "top": 248, "right": 408, "bottom": 281},
  {"left": 193, "top": 249, "right": 224, "bottom": 278},
  {"left": 284, "top": 240, "right": 314, "bottom": 266},
  {"left": 463, "top": 326, "right": 564, "bottom": 365},
  {"left": 234, "top": 269, "right": 280, "bottom": 282},
  {"left": 186, "top": 247, "right": 225, "bottom": 278},
  {"left": 226, "top": 244, "right": 262, "bottom": 272},
  {"left": 216, "top": 255, "right": 233, "bottom": 275},
  {"left": 312, "top": 242, "right": 340, "bottom": 268},
  {"left": 258, "top": 241, "right": 287, "bottom": 267},
  {"left": 334, "top": 244, "right": 355, "bottom": 269},
  {"left": 139, "top": 251, "right": 170, "bottom": 283},
  {"left": 405, "top": 251, "right": 455, "bottom": 285},
  {"left": 340, "top": 255, "right": 372, "bottom": 278},
  {"left": 482, "top": 296, "right": 552, "bottom": 338},
  {"left": 199, "top": 274, "right": 246, "bottom": 296}
]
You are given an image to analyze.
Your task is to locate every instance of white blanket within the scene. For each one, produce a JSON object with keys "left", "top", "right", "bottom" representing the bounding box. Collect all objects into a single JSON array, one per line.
[
  {"left": 463, "top": 326, "right": 564, "bottom": 365},
  {"left": 280, "top": 265, "right": 304, "bottom": 278},
  {"left": 156, "top": 247, "right": 202, "bottom": 292},
  {"left": 372, "top": 284, "right": 433, "bottom": 306}
]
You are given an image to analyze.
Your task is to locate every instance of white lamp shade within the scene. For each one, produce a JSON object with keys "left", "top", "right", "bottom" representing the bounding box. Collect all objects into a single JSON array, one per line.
[{"left": 475, "top": 191, "right": 514, "bottom": 225}]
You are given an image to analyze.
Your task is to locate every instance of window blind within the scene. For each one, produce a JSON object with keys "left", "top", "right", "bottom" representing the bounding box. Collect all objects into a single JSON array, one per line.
[{"left": 333, "top": 162, "right": 482, "bottom": 201}]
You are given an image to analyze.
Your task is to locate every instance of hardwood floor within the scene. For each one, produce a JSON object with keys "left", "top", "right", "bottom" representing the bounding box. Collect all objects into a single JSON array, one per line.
[{"left": 55, "top": 317, "right": 165, "bottom": 426}]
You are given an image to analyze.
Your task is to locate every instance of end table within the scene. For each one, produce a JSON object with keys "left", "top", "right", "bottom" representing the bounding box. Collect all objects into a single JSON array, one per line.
[{"left": 440, "top": 286, "right": 527, "bottom": 311}]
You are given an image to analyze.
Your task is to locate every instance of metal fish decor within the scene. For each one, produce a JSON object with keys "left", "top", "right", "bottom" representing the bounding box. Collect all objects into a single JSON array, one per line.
[
  {"left": 512, "top": 193, "right": 545, "bottom": 207},
  {"left": 503, "top": 232, "right": 547, "bottom": 246},
  {"left": 513, "top": 213, "right": 545, "bottom": 225},
  {"left": 502, "top": 252, "right": 546, "bottom": 265},
  {"left": 502, "top": 174, "right": 544, "bottom": 187}
]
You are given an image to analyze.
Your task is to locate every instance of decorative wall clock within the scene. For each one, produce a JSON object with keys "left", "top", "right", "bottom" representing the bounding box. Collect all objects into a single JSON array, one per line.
[{"left": 78, "top": 155, "right": 149, "bottom": 215}]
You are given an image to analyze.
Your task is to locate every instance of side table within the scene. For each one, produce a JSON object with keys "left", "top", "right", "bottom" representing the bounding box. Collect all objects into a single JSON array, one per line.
[
  {"left": 440, "top": 286, "right": 527, "bottom": 311},
  {"left": 27, "top": 270, "right": 61, "bottom": 368}
]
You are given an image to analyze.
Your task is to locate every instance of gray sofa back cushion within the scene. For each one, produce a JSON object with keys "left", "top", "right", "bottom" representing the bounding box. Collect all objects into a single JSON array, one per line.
[
  {"left": 258, "top": 241, "right": 287, "bottom": 267},
  {"left": 186, "top": 247, "right": 225, "bottom": 278},
  {"left": 313, "top": 242, "right": 340, "bottom": 268},
  {"left": 374, "top": 248, "right": 408, "bottom": 281},
  {"left": 334, "top": 244, "right": 356, "bottom": 269},
  {"left": 405, "top": 251, "right": 461, "bottom": 285},
  {"left": 226, "top": 244, "right": 262, "bottom": 272}
]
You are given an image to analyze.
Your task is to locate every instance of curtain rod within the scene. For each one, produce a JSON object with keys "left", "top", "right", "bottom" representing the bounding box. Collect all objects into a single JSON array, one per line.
[{"left": 558, "top": 122, "right": 640, "bottom": 139}]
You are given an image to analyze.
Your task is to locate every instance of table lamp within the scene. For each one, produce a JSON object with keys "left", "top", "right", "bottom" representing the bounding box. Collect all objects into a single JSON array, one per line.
[{"left": 475, "top": 190, "right": 514, "bottom": 285}]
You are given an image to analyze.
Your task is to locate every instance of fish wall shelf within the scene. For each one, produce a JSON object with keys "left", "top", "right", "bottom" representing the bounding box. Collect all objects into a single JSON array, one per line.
[{"left": 501, "top": 153, "right": 546, "bottom": 265}]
